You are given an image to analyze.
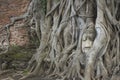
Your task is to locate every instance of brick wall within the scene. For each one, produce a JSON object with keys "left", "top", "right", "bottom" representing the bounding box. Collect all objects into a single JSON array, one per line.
[{"left": 0, "top": 0, "right": 30, "bottom": 46}]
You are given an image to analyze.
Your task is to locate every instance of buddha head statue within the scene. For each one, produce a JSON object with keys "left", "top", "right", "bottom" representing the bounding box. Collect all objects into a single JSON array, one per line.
[{"left": 82, "top": 23, "right": 96, "bottom": 53}]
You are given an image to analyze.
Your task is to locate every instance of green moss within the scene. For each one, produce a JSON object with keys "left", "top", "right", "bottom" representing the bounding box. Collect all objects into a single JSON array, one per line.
[
  {"left": 23, "top": 69, "right": 29, "bottom": 75},
  {"left": 0, "top": 45, "right": 36, "bottom": 62}
]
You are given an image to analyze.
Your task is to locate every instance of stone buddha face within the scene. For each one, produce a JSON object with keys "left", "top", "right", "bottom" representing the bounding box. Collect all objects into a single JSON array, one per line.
[{"left": 82, "top": 25, "right": 96, "bottom": 53}]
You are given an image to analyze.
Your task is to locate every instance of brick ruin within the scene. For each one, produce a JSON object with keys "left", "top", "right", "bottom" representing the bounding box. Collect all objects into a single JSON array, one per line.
[{"left": 0, "top": 0, "right": 30, "bottom": 46}]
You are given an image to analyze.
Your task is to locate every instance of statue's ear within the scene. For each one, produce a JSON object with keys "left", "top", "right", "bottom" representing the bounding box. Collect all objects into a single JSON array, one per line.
[{"left": 82, "top": 34, "right": 87, "bottom": 41}]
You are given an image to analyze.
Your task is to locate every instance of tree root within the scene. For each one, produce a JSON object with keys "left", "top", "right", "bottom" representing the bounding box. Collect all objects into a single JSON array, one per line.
[{"left": 1, "top": 0, "right": 119, "bottom": 80}]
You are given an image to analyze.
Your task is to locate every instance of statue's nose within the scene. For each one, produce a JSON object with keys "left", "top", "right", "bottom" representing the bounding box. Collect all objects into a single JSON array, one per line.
[{"left": 84, "top": 39, "right": 93, "bottom": 47}]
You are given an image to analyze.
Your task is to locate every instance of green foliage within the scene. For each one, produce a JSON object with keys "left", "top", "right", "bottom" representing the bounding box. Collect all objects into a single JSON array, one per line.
[{"left": 40, "top": 0, "right": 47, "bottom": 14}]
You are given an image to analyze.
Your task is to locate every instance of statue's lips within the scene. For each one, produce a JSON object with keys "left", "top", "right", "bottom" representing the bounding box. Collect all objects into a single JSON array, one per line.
[
  {"left": 82, "top": 47, "right": 91, "bottom": 53},
  {"left": 83, "top": 47, "right": 91, "bottom": 50}
]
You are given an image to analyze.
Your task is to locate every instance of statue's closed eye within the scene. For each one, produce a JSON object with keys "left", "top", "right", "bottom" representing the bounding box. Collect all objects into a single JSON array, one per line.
[{"left": 82, "top": 33, "right": 95, "bottom": 41}]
